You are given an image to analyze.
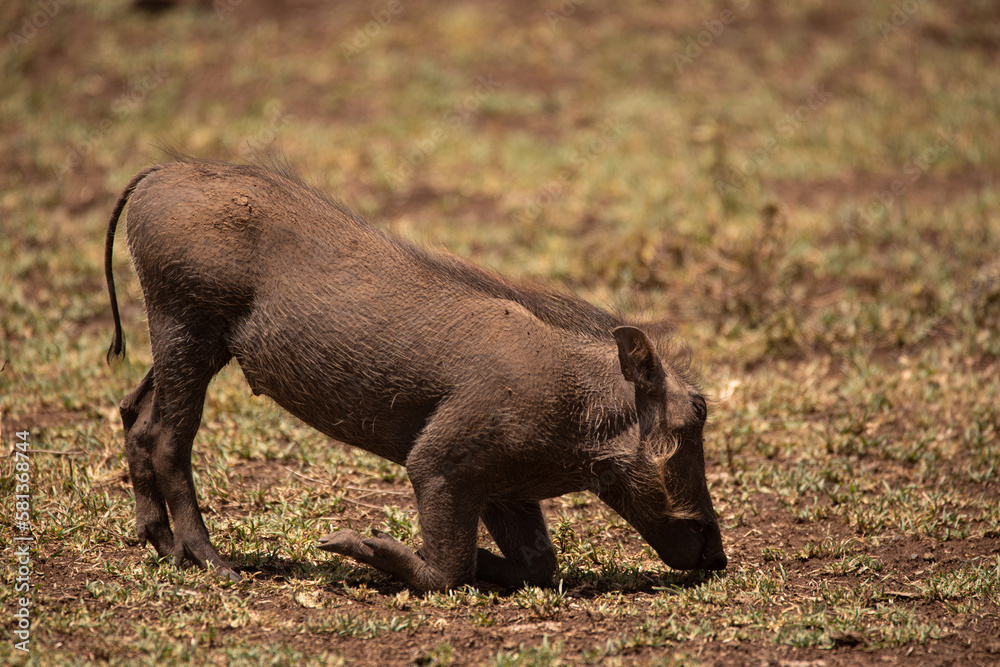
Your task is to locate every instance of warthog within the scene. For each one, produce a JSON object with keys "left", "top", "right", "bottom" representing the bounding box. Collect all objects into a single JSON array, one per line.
[{"left": 104, "top": 157, "right": 726, "bottom": 591}]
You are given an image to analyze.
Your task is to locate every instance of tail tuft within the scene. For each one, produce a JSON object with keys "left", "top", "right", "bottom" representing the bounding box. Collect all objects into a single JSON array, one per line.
[{"left": 106, "top": 336, "right": 126, "bottom": 365}]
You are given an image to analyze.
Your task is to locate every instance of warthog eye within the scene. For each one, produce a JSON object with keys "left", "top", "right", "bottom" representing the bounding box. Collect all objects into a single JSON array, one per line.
[{"left": 691, "top": 395, "right": 707, "bottom": 422}]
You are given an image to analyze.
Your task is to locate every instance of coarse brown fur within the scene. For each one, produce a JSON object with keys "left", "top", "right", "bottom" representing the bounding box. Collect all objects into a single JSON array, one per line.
[{"left": 105, "top": 156, "right": 726, "bottom": 591}]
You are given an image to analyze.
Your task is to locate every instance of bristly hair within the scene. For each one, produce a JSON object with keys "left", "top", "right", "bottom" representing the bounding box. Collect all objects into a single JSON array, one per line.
[
  {"left": 157, "top": 144, "right": 374, "bottom": 231},
  {"left": 631, "top": 319, "right": 705, "bottom": 394},
  {"left": 623, "top": 450, "right": 702, "bottom": 522}
]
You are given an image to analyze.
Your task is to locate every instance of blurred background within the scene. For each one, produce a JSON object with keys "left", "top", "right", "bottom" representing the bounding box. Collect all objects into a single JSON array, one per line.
[
  {"left": 3, "top": 0, "right": 999, "bottom": 363},
  {"left": 2, "top": 0, "right": 998, "bottom": 362}
]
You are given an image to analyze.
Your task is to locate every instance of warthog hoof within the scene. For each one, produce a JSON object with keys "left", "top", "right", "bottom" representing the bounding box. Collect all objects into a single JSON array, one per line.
[
  {"left": 166, "top": 537, "right": 241, "bottom": 582},
  {"left": 317, "top": 529, "right": 374, "bottom": 559},
  {"left": 318, "top": 529, "right": 429, "bottom": 586}
]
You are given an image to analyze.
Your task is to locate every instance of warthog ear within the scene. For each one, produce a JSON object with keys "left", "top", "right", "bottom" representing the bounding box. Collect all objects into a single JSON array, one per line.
[{"left": 613, "top": 326, "right": 666, "bottom": 397}]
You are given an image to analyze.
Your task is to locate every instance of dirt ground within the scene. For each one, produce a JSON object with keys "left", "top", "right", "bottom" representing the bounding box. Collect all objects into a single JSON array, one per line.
[{"left": 20, "top": 454, "right": 1000, "bottom": 666}]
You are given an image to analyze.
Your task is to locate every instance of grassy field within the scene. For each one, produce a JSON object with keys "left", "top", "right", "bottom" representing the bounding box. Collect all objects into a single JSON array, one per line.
[{"left": 2, "top": 0, "right": 999, "bottom": 664}]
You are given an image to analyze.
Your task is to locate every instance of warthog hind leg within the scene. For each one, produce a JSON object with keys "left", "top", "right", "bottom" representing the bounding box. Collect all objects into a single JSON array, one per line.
[
  {"left": 121, "top": 368, "right": 175, "bottom": 557},
  {"left": 133, "top": 316, "right": 237, "bottom": 580}
]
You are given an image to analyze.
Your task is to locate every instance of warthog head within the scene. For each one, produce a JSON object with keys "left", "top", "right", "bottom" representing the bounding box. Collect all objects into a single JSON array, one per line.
[{"left": 601, "top": 326, "right": 727, "bottom": 572}]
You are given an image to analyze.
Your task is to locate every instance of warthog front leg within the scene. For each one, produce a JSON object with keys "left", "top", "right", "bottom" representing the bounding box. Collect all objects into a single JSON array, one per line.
[
  {"left": 319, "top": 501, "right": 557, "bottom": 590},
  {"left": 477, "top": 501, "right": 556, "bottom": 588},
  {"left": 318, "top": 529, "right": 428, "bottom": 583},
  {"left": 319, "top": 464, "right": 483, "bottom": 591}
]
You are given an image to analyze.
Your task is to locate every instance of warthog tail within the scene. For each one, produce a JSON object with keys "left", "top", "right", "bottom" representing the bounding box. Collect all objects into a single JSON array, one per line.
[{"left": 105, "top": 165, "right": 163, "bottom": 365}]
